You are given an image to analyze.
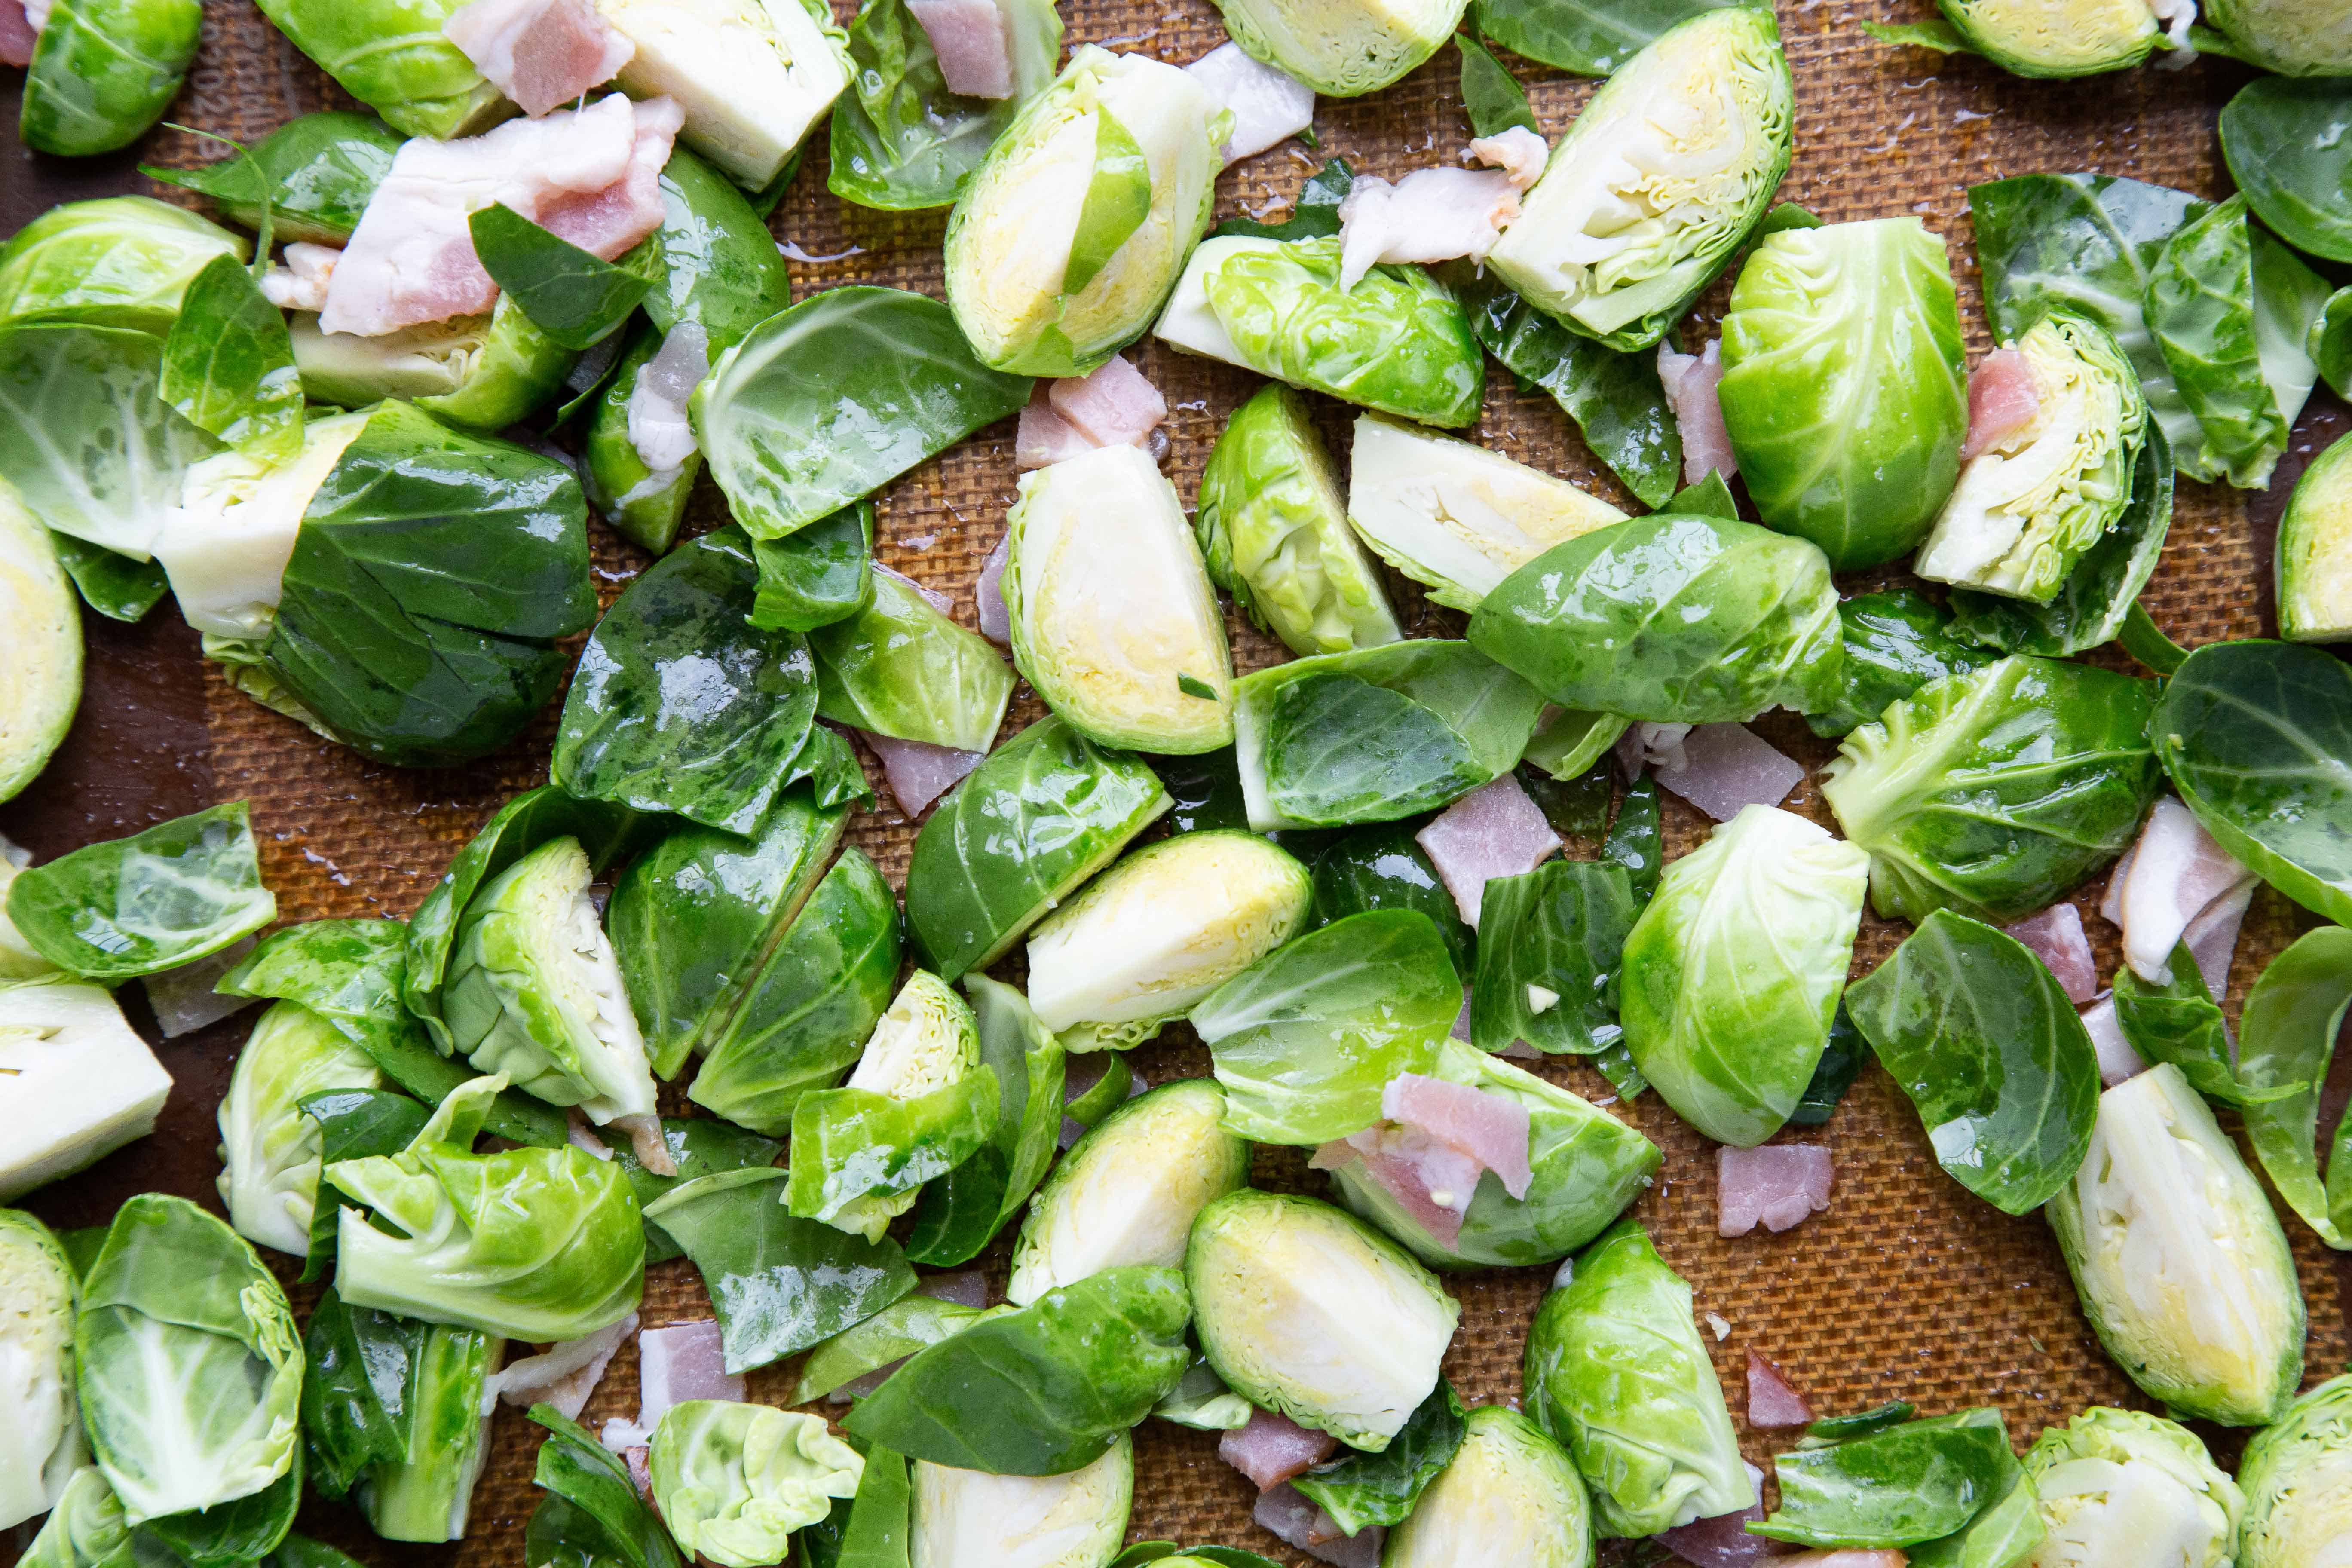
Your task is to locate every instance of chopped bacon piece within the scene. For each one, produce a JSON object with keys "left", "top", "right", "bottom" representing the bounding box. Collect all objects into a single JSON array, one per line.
[
  {"left": 2004, "top": 903, "right": 2098, "bottom": 1004},
  {"left": 626, "top": 322, "right": 708, "bottom": 475},
  {"left": 1651, "top": 723, "right": 1805, "bottom": 823},
  {"left": 259, "top": 242, "right": 341, "bottom": 313},
  {"left": 1659, "top": 338, "right": 1736, "bottom": 487},
  {"left": 1469, "top": 126, "right": 1548, "bottom": 190},
  {"left": 488, "top": 1311, "right": 638, "bottom": 1419},
  {"left": 1016, "top": 388, "right": 1094, "bottom": 469},
  {"left": 1718, "top": 1145, "right": 1832, "bottom": 1237},
  {"left": 0, "top": 0, "right": 35, "bottom": 67},
  {"left": 444, "top": 0, "right": 634, "bottom": 119},
  {"left": 536, "top": 95, "right": 683, "bottom": 258},
  {"left": 1220, "top": 1408, "right": 1338, "bottom": 1491},
  {"left": 623, "top": 1444, "right": 652, "bottom": 1499},
  {"left": 1252, "top": 1483, "right": 1384, "bottom": 1567},
  {"left": 1337, "top": 167, "right": 1521, "bottom": 289},
  {"left": 976, "top": 530, "right": 1011, "bottom": 643},
  {"left": 1961, "top": 346, "right": 2040, "bottom": 461},
  {"left": 598, "top": 1318, "right": 741, "bottom": 1451},
  {"left": 2111, "top": 798, "right": 2255, "bottom": 986},
  {"left": 1657, "top": 1498, "right": 1791, "bottom": 1566},
  {"left": 1185, "top": 41, "right": 1314, "bottom": 164},
  {"left": 907, "top": 0, "right": 1015, "bottom": 98},
  {"left": 2185, "top": 881, "right": 2253, "bottom": 998},
  {"left": 1415, "top": 774, "right": 1560, "bottom": 928},
  {"left": 1383, "top": 1073, "right": 1532, "bottom": 1198},
  {"left": 862, "top": 732, "right": 986, "bottom": 818},
  {"left": 1313, "top": 1124, "right": 1486, "bottom": 1247},
  {"left": 1048, "top": 354, "right": 1167, "bottom": 449},
  {"left": 2080, "top": 995, "right": 2147, "bottom": 1088},
  {"left": 1745, "top": 1349, "right": 1813, "bottom": 1428}
]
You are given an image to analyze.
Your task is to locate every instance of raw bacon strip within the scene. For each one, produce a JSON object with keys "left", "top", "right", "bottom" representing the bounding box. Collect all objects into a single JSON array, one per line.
[
  {"left": 1048, "top": 354, "right": 1167, "bottom": 449},
  {"left": 1960, "top": 346, "right": 2041, "bottom": 461},
  {"left": 1659, "top": 338, "right": 1735, "bottom": 487},
  {"left": 2185, "top": 882, "right": 2253, "bottom": 999},
  {"left": 487, "top": 1311, "right": 638, "bottom": 1419},
  {"left": 1253, "top": 1483, "right": 1383, "bottom": 1568},
  {"left": 907, "top": 0, "right": 1014, "bottom": 99},
  {"left": 1651, "top": 723, "right": 1804, "bottom": 823},
  {"left": 566, "top": 1108, "right": 614, "bottom": 1161},
  {"left": 597, "top": 1317, "right": 741, "bottom": 1451},
  {"left": 1337, "top": 167, "right": 1520, "bottom": 290},
  {"left": 2004, "top": 903, "right": 2098, "bottom": 1004},
  {"left": 918, "top": 1270, "right": 989, "bottom": 1308},
  {"left": 1382, "top": 1073, "right": 1532, "bottom": 1198},
  {"left": 1745, "top": 1348, "right": 1813, "bottom": 1428},
  {"left": 2114, "top": 799, "right": 2255, "bottom": 986},
  {"left": 1718, "top": 1145, "right": 1832, "bottom": 1237},
  {"left": 1016, "top": 392, "right": 1095, "bottom": 470},
  {"left": 444, "top": 0, "right": 634, "bottom": 119},
  {"left": 1312, "top": 1125, "right": 1484, "bottom": 1248},
  {"left": 536, "top": 95, "right": 683, "bottom": 259},
  {"left": 1185, "top": 41, "right": 1314, "bottom": 164},
  {"left": 608, "top": 1113, "right": 676, "bottom": 1176},
  {"left": 874, "top": 562, "right": 952, "bottom": 615},
  {"left": 862, "top": 732, "right": 986, "bottom": 818},
  {"left": 1657, "top": 1498, "right": 1790, "bottom": 1567},
  {"left": 1219, "top": 1408, "right": 1338, "bottom": 1491},
  {"left": 1414, "top": 774, "right": 1560, "bottom": 929},
  {"left": 2080, "top": 995, "right": 2147, "bottom": 1088}
]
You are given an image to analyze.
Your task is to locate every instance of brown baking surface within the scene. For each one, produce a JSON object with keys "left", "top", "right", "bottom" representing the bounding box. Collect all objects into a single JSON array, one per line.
[{"left": 5, "top": 3, "right": 2348, "bottom": 1563}]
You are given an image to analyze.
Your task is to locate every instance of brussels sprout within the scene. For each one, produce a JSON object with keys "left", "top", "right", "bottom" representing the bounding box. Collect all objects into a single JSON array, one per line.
[
  {"left": 20, "top": 0, "right": 202, "bottom": 157},
  {"left": 813, "top": 568, "right": 1016, "bottom": 753},
  {"left": 0, "top": 982, "right": 174, "bottom": 1201},
  {"left": 1927, "top": 0, "right": 2162, "bottom": 75},
  {"left": 1822, "top": 656, "right": 2160, "bottom": 924},
  {"left": 0, "top": 1210, "right": 83, "bottom": 1531},
  {"left": 1026, "top": 834, "right": 1311, "bottom": 1053},
  {"left": 600, "top": 0, "right": 851, "bottom": 190},
  {"left": 250, "top": 0, "right": 505, "bottom": 141},
  {"left": 147, "top": 111, "right": 402, "bottom": 245},
  {"left": 1155, "top": 238, "right": 1485, "bottom": 428},
  {"left": 2278, "top": 432, "right": 2352, "bottom": 642},
  {"left": 1329, "top": 1038, "right": 1659, "bottom": 1271},
  {"left": 1344, "top": 414, "right": 1627, "bottom": 611},
  {"left": 1381, "top": 1406, "right": 1592, "bottom": 1568},
  {"left": 1208, "top": 0, "right": 1464, "bottom": 94},
  {"left": 2202, "top": 0, "right": 2351, "bottom": 74},
  {"left": 2223, "top": 77, "right": 2352, "bottom": 273},
  {"left": 1487, "top": 8, "right": 1792, "bottom": 351},
  {"left": 289, "top": 297, "right": 575, "bottom": 432},
  {"left": 1195, "top": 383, "right": 1402, "bottom": 657},
  {"left": 0, "top": 196, "right": 243, "bottom": 331},
  {"left": 1008, "top": 1079, "right": 1251, "bottom": 1305},
  {"left": 905, "top": 974, "right": 1067, "bottom": 1268},
  {"left": 752, "top": 504, "right": 874, "bottom": 634},
  {"left": 1521, "top": 1220, "right": 1751, "bottom": 1537},
  {"left": 2238, "top": 1374, "right": 2352, "bottom": 1568},
  {"left": 353, "top": 1318, "right": 501, "bottom": 1543},
  {"left": 1187, "top": 1190, "right": 1460, "bottom": 1451},
  {"left": 651, "top": 1403, "right": 864, "bottom": 1567},
  {"left": 580, "top": 330, "right": 705, "bottom": 558},
  {"left": 910, "top": 1435, "right": 1133, "bottom": 1568},
  {"left": 1620, "top": 806, "right": 1868, "bottom": 1147},
  {"left": 2046, "top": 1063, "right": 2305, "bottom": 1426},
  {"left": 2023, "top": 1407, "right": 2242, "bottom": 1568},
  {"left": 0, "top": 487, "right": 79, "bottom": 805},
  {"left": 214, "top": 1002, "right": 388, "bottom": 1259},
  {"left": 946, "top": 46, "right": 1221, "bottom": 377},
  {"left": 325, "top": 1075, "right": 646, "bottom": 1341},
  {"left": 440, "top": 836, "right": 659, "bottom": 1128},
  {"left": 1717, "top": 217, "right": 1968, "bottom": 569},
  {"left": 1467, "top": 514, "right": 1843, "bottom": 724},
  {"left": 0, "top": 842, "right": 57, "bottom": 981}
]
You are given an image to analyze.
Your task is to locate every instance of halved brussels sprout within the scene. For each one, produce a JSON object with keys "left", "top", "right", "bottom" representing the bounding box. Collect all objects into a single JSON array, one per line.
[
  {"left": 151, "top": 410, "right": 371, "bottom": 642},
  {"left": 1195, "top": 383, "right": 1401, "bottom": 657},
  {"left": 2046, "top": 1062, "right": 2305, "bottom": 1427},
  {"left": 1486, "top": 8, "right": 1793, "bottom": 350},
  {"left": 2278, "top": 430, "right": 2352, "bottom": 642},
  {"left": 651, "top": 1403, "right": 864, "bottom": 1568},
  {"left": 1345, "top": 413, "right": 1626, "bottom": 611},
  {"left": 0, "top": 1209, "right": 82, "bottom": 1531},
  {"left": 1915, "top": 316, "right": 2149, "bottom": 604},
  {"left": 0, "top": 981, "right": 173, "bottom": 1203},
  {"left": 946, "top": 46, "right": 1222, "bottom": 376},
  {"left": 0, "top": 196, "right": 244, "bottom": 331},
  {"left": 1187, "top": 1189, "right": 1460, "bottom": 1451},
  {"left": 0, "top": 486, "right": 80, "bottom": 805},
  {"left": 1025, "top": 833, "right": 1311, "bottom": 1052},
  {"left": 2204, "top": 0, "right": 2352, "bottom": 74},
  {"left": 1382, "top": 1406, "right": 1592, "bottom": 1568},
  {"left": 440, "top": 836, "right": 660, "bottom": 1127},
  {"left": 290, "top": 296, "right": 574, "bottom": 431},
  {"left": 2238, "top": 1374, "right": 2352, "bottom": 1568},
  {"left": 584, "top": 329, "right": 701, "bottom": 557},
  {"left": 252, "top": 0, "right": 506, "bottom": 140},
  {"left": 20, "top": 0, "right": 203, "bottom": 158},
  {"left": 215, "top": 1001, "right": 386, "bottom": 1259},
  {"left": 1932, "top": 0, "right": 2162, "bottom": 76},
  {"left": 1008, "top": 1078, "right": 1251, "bottom": 1305},
  {"left": 600, "top": 0, "right": 852, "bottom": 190},
  {"left": 1004, "top": 444, "right": 1235, "bottom": 754},
  {"left": 909, "top": 1434, "right": 1133, "bottom": 1568},
  {"left": 1210, "top": 0, "right": 1465, "bottom": 95},
  {"left": 2023, "top": 1406, "right": 2243, "bottom": 1568}
]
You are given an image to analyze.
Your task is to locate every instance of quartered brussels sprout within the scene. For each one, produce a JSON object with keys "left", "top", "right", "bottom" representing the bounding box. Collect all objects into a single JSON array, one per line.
[
  {"left": 215, "top": 1001, "right": 387, "bottom": 1259},
  {"left": 0, "top": 1209, "right": 82, "bottom": 1532},
  {"left": 602, "top": 0, "right": 852, "bottom": 189},
  {"left": 1005, "top": 444, "right": 1235, "bottom": 754},
  {"left": 946, "top": 46, "right": 1221, "bottom": 377},
  {"left": 440, "top": 836, "right": 659, "bottom": 1128},
  {"left": 2238, "top": 1374, "right": 2352, "bottom": 1568},
  {"left": 1187, "top": 1190, "right": 1461, "bottom": 1451},
  {"left": 2204, "top": 0, "right": 2352, "bottom": 74},
  {"left": 2278, "top": 432, "right": 2352, "bottom": 642},
  {"left": 2046, "top": 1063, "right": 2305, "bottom": 1427},
  {"left": 290, "top": 296, "right": 575, "bottom": 432},
  {"left": 1383, "top": 1406, "right": 1592, "bottom": 1568},
  {"left": 20, "top": 0, "right": 203, "bottom": 157},
  {"left": 1008, "top": 1079, "right": 1251, "bottom": 1305},
  {"left": 1718, "top": 217, "right": 1969, "bottom": 570},
  {"left": 909, "top": 1434, "right": 1134, "bottom": 1568},
  {"left": 1930, "top": 0, "right": 2166, "bottom": 76},
  {"left": 1329, "top": 1039, "right": 1659, "bottom": 1270},
  {"left": 357, "top": 1319, "right": 501, "bottom": 1543},
  {"left": 0, "top": 486, "right": 80, "bottom": 805},
  {"left": 1210, "top": 0, "right": 1463, "bottom": 94},
  {"left": 252, "top": 0, "right": 505, "bottom": 140},
  {"left": 651, "top": 1403, "right": 864, "bottom": 1568},
  {"left": 1487, "top": 8, "right": 1793, "bottom": 351},
  {"left": 1345, "top": 413, "right": 1627, "bottom": 611},
  {"left": 1026, "top": 833, "right": 1311, "bottom": 1052},
  {"left": 153, "top": 409, "right": 370, "bottom": 643},
  {"left": 1916, "top": 316, "right": 2149, "bottom": 604},
  {"left": 2023, "top": 1407, "right": 2243, "bottom": 1568},
  {"left": 0, "top": 196, "right": 244, "bottom": 331},
  {"left": 0, "top": 982, "right": 174, "bottom": 1201},
  {"left": 1523, "top": 1220, "right": 1752, "bottom": 1536},
  {"left": 1195, "top": 383, "right": 1402, "bottom": 657}
]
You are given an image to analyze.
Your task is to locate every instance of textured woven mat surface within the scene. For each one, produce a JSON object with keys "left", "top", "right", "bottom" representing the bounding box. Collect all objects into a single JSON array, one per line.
[{"left": 5, "top": 2, "right": 2350, "bottom": 1563}]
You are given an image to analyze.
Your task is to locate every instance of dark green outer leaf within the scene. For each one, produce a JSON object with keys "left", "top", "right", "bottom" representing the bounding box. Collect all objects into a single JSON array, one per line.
[
  {"left": 1455, "top": 37, "right": 1537, "bottom": 138},
  {"left": 297, "top": 1087, "right": 434, "bottom": 1280},
  {"left": 612, "top": 1118, "right": 783, "bottom": 1266},
  {"left": 146, "top": 111, "right": 401, "bottom": 245},
  {"left": 906, "top": 974, "right": 1068, "bottom": 1266},
  {"left": 300, "top": 1288, "right": 424, "bottom": 1498},
  {"left": 263, "top": 1534, "right": 373, "bottom": 1568},
  {"left": 2113, "top": 941, "right": 2295, "bottom": 1108},
  {"left": 2222, "top": 76, "right": 2352, "bottom": 266},
  {"left": 1471, "top": 860, "right": 1638, "bottom": 1056},
  {"left": 470, "top": 204, "right": 652, "bottom": 351},
  {"left": 1311, "top": 824, "right": 1476, "bottom": 980},
  {"left": 1293, "top": 1381, "right": 1466, "bottom": 1534},
  {"left": 142, "top": 1450, "right": 301, "bottom": 1568},
  {"left": 1109, "top": 1551, "right": 1280, "bottom": 1568},
  {"left": 2314, "top": 286, "right": 2352, "bottom": 401},
  {"left": 49, "top": 529, "right": 168, "bottom": 621},
  {"left": 1601, "top": 778, "right": 1662, "bottom": 903},
  {"left": 752, "top": 504, "right": 876, "bottom": 633},
  {"left": 798, "top": 1445, "right": 910, "bottom": 1568},
  {"left": 647, "top": 149, "right": 795, "bottom": 352},
  {"left": 1809, "top": 1401, "right": 1918, "bottom": 1441},
  {"left": 1519, "top": 760, "right": 1615, "bottom": 843},
  {"left": 1844, "top": 910, "right": 2101, "bottom": 1215},
  {"left": 1808, "top": 588, "right": 1999, "bottom": 739},
  {"left": 1756, "top": 1411, "right": 2015, "bottom": 1548},
  {"left": 1213, "top": 159, "right": 1353, "bottom": 242},
  {"left": 1475, "top": 0, "right": 1764, "bottom": 75},
  {"left": 1149, "top": 749, "right": 1255, "bottom": 835},
  {"left": 1264, "top": 674, "right": 1489, "bottom": 827},
  {"left": 7, "top": 800, "right": 273, "bottom": 980},
  {"left": 1669, "top": 470, "right": 1740, "bottom": 517},
  {"left": 160, "top": 254, "right": 303, "bottom": 459},
  {"left": 1787, "top": 1002, "right": 1867, "bottom": 1127},
  {"left": 524, "top": 1407, "right": 685, "bottom": 1568},
  {"left": 2237, "top": 924, "right": 2352, "bottom": 1247},
  {"left": 2118, "top": 603, "right": 2189, "bottom": 676}
]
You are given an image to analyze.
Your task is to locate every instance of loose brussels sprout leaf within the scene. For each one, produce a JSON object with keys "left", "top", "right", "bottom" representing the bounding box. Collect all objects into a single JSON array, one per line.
[
  {"left": 1622, "top": 806, "right": 1865, "bottom": 1147},
  {"left": 793, "top": 1292, "right": 983, "bottom": 1404},
  {"left": 2021, "top": 1408, "right": 2237, "bottom": 1568},
  {"left": 1152, "top": 1352, "right": 1253, "bottom": 1433},
  {"left": 694, "top": 286, "right": 1032, "bottom": 540},
  {"left": 1806, "top": 588, "right": 1997, "bottom": 740},
  {"left": 0, "top": 1210, "right": 81, "bottom": 1531},
  {"left": 2050, "top": 1063, "right": 2306, "bottom": 1426},
  {"left": 1155, "top": 238, "right": 1485, "bottom": 427},
  {"left": 2317, "top": 287, "right": 2352, "bottom": 402},
  {"left": 1195, "top": 383, "right": 1403, "bottom": 657},
  {"left": 1210, "top": 0, "right": 1464, "bottom": 94},
  {"left": 599, "top": 0, "right": 850, "bottom": 191},
  {"left": 557, "top": 528, "right": 819, "bottom": 832},
  {"left": 845, "top": 1266, "right": 1192, "bottom": 1474},
  {"left": 751, "top": 504, "right": 874, "bottom": 633},
  {"left": 813, "top": 568, "right": 1014, "bottom": 753},
  {"left": 688, "top": 848, "right": 903, "bottom": 1136},
  {"left": 1787, "top": 1001, "right": 1868, "bottom": 1129},
  {"left": 21, "top": 1467, "right": 130, "bottom": 1568},
  {"left": 1381, "top": 1404, "right": 1592, "bottom": 1568},
  {"left": 0, "top": 489, "right": 80, "bottom": 804},
  {"left": 2205, "top": 0, "right": 2352, "bottom": 79},
  {"left": 2238, "top": 1374, "right": 2352, "bottom": 1568},
  {"left": 469, "top": 204, "right": 656, "bottom": 352},
  {"left": 289, "top": 294, "right": 575, "bottom": 433},
  {"left": 1455, "top": 34, "right": 1535, "bottom": 136},
  {"left": 74, "top": 1194, "right": 302, "bottom": 1525},
  {"left": 946, "top": 47, "right": 1219, "bottom": 376},
  {"left": 215, "top": 1002, "right": 386, "bottom": 1258},
  {"left": 324, "top": 1076, "right": 646, "bottom": 1340},
  {"left": 1487, "top": 8, "right": 1790, "bottom": 350},
  {"left": 265, "top": 401, "right": 599, "bottom": 766},
  {"left": 611, "top": 1118, "right": 784, "bottom": 1266},
  {"left": 1846, "top": 910, "right": 2101, "bottom": 1215},
  {"left": 1521, "top": 749, "right": 1617, "bottom": 836},
  {"left": 2223, "top": 77, "right": 2352, "bottom": 267},
  {"left": 47, "top": 529, "right": 169, "bottom": 623},
  {"left": 1344, "top": 413, "right": 1626, "bottom": 610},
  {"left": 907, "top": 1437, "right": 1133, "bottom": 1568},
  {"left": 2280, "top": 431, "right": 2352, "bottom": 643},
  {"left": 1521, "top": 1220, "right": 1750, "bottom": 1535},
  {"left": 159, "top": 255, "right": 303, "bottom": 462},
  {"left": 524, "top": 1406, "right": 686, "bottom": 1568},
  {"left": 2112, "top": 943, "right": 2286, "bottom": 1109},
  {"left": 7, "top": 801, "right": 274, "bottom": 980},
  {"left": 2151, "top": 640, "right": 2352, "bottom": 928},
  {"left": 142, "top": 1452, "right": 304, "bottom": 1568},
  {"left": 905, "top": 717, "right": 1171, "bottom": 980},
  {"left": 1027, "top": 834, "right": 1311, "bottom": 1053},
  {"left": 146, "top": 112, "right": 402, "bottom": 245},
  {"left": 249, "top": 0, "right": 503, "bottom": 141},
  {"left": 800, "top": 1441, "right": 910, "bottom": 1568},
  {"left": 1193, "top": 909, "right": 1457, "bottom": 1145},
  {"left": 1468, "top": 514, "right": 1841, "bottom": 724},
  {"left": 1475, "top": 0, "right": 1765, "bottom": 74},
  {"left": 0, "top": 196, "right": 244, "bottom": 330},
  {"left": 300, "top": 1278, "right": 420, "bottom": 1500},
  {"left": 1929, "top": 0, "right": 2158, "bottom": 74},
  {"left": 1756, "top": 1409, "right": 2017, "bottom": 1548},
  {"left": 1008, "top": 1079, "right": 1250, "bottom": 1304},
  {"left": 19, "top": 0, "right": 202, "bottom": 157},
  {"left": 829, "top": 0, "right": 1063, "bottom": 211},
  {"left": 1149, "top": 748, "right": 1256, "bottom": 837},
  {"left": 1718, "top": 217, "right": 1966, "bottom": 569},
  {"left": 1293, "top": 1381, "right": 1465, "bottom": 1535},
  {"left": 1822, "top": 656, "right": 2159, "bottom": 923},
  {"left": 647, "top": 148, "right": 794, "bottom": 354},
  {"left": 1232, "top": 640, "right": 1549, "bottom": 832},
  {"left": 1472, "top": 860, "right": 1639, "bottom": 1060},
  {"left": 294, "top": 1087, "right": 434, "bottom": 1278},
  {"left": 1310, "top": 824, "right": 1476, "bottom": 980},
  {"left": 1186, "top": 1191, "right": 1458, "bottom": 1451},
  {"left": 650, "top": 1403, "right": 862, "bottom": 1567},
  {"left": 2235, "top": 925, "right": 2352, "bottom": 1248},
  {"left": 1600, "top": 775, "right": 1661, "bottom": 901},
  {"left": 351, "top": 1320, "right": 496, "bottom": 1544},
  {"left": 787, "top": 970, "right": 996, "bottom": 1241}
]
